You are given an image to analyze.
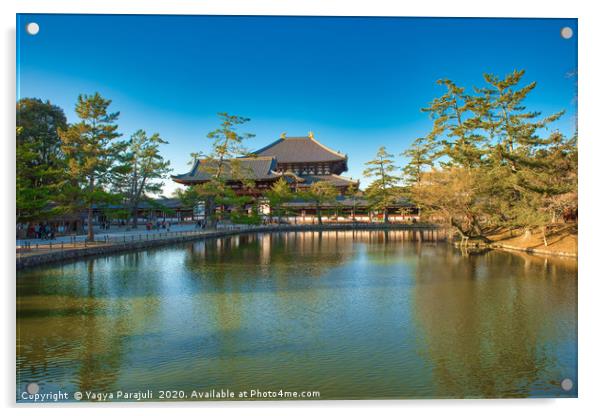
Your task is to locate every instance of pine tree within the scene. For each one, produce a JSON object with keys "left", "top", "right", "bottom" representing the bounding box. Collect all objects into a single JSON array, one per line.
[
  {"left": 16, "top": 98, "right": 67, "bottom": 223},
  {"left": 58, "top": 93, "right": 123, "bottom": 241},
  {"left": 346, "top": 183, "right": 362, "bottom": 220},
  {"left": 118, "top": 130, "right": 171, "bottom": 228},
  {"left": 403, "top": 70, "right": 577, "bottom": 241},
  {"left": 363, "top": 146, "right": 400, "bottom": 223},
  {"left": 194, "top": 113, "right": 255, "bottom": 228},
  {"left": 265, "top": 177, "right": 293, "bottom": 223},
  {"left": 301, "top": 181, "right": 338, "bottom": 225},
  {"left": 401, "top": 137, "right": 435, "bottom": 185},
  {"left": 422, "top": 79, "right": 487, "bottom": 169}
]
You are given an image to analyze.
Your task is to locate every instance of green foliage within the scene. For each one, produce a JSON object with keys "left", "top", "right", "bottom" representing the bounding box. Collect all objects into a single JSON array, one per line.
[
  {"left": 301, "top": 181, "right": 339, "bottom": 225},
  {"left": 401, "top": 137, "right": 435, "bottom": 185},
  {"left": 363, "top": 146, "right": 400, "bottom": 223},
  {"left": 345, "top": 183, "right": 362, "bottom": 219},
  {"left": 104, "top": 208, "right": 130, "bottom": 221},
  {"left": 174, "top": 186, "right": 204, "bottom": 209},
  {"left": 58, "top": 92, "right": 124, "bottom": 239},
  {"left": 193, "top": 113, "right": 255, "bottom": 227},
  {"left": 16, "top": 98, "right": 68, "bottom": 222},
  {"left": 115, "top": 129, "right": 171, "bottom": 226},
  {"left": 230, "top": 208, "right": 262, "bottom": 225},
  {"left": 265, "top": 178, "right": 293, "bottom": 220},
  {"left": 404, "top": 70, "right": 577, "bottom": 240}
]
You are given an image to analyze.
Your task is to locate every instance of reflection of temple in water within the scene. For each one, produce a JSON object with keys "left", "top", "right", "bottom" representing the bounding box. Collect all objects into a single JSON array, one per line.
[
  {"left": 17, "top": 230, "right": 577, "bottom": 399},
  {"left": 184, "top": 229, "right": 446, "bottom": 279}
]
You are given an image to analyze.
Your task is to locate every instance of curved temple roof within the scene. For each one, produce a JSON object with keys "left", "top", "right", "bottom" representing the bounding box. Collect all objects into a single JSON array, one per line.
[
  {"left": 172, "top": 156, "right": 282, "bottom": 184},
  {"left": 296, "top": 174, "right": 359, "bottom": 188},
  {"left": 172, "top": 134, "right": 356, "bottom": 187},
  {"left": 252, "top": 135, "right": 347, "bottom": 164}
]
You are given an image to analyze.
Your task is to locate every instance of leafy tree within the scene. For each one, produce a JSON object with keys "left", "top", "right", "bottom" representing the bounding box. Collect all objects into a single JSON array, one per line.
[
  {"left": 411, "top": 167, "right": 490, "bottom": 240},
  {"left": 16, "top": 98, "right": 67, "bottom": 222},
  {"left": 301, "top": 181, "right": 339, "bottom": 225},
  {"left": 219, "top": 187, "right": 254, "bottom": 221},
  {"left": 346, "top": 183, "right": 362, "bottom": 220},
  {"left": 401, "top": 137, "right": 435, "bottom": 185},
  {"left": 174, "top": 186, "right": 204, "bottom": 220},
  {"left": 58, "top": 93, "right": 123, "bottom": 241},
  {"left": 118, "top": 130, "right": 171, "bottom": 228},
  {"left": 265, "top": 178, "right": 293, "bottom": 223},
  {"left": 363, "top": 146, "right": 400, "bottom": 223},
  {"left": 193, "top": 113, "right": 255, "bottom": 228},
  {"left": 403, "top": 70, "right": 576, "bottom": 242},
  {"left": 421, "top": 79, "right": 487, "bottom": 169}
]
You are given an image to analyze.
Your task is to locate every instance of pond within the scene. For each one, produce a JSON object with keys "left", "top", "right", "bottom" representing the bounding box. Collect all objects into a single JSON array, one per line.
[{"left": 16, "top": 230, "right": 577, "bottom": 400}]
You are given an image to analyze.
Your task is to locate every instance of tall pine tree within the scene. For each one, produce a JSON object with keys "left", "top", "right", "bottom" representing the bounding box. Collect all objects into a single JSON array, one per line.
[
  {"left": 363, "top": 146, "right": 400, "bottom": 223},
  {"left": 59, "top": 93, "right": 123, "bottom": 241}
]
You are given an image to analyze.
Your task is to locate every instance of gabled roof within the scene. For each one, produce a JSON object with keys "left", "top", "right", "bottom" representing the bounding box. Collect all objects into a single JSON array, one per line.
[
  {"left": 252, "top": 135, "right": 347, "bottom": 163},
  {"left": 296, "top": 174, "right": 359, "bottom": 188},
  {"left": 283, "top": 196, "right": 414, "bottom": 208},
  {"left": 172, "top": 156, "right": 282, "bottom": 184}
]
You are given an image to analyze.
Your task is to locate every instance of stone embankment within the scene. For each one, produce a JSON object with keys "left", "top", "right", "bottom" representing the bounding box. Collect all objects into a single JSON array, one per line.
[{"left": 16, "top": 223, "right": 442, "bottom": 269}]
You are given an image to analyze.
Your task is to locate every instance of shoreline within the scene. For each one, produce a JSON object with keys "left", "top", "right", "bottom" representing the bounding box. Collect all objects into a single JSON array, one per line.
[
  {"left": 16, "top": 223, "right": 577, "bottom": 270},
  {"left": 16, "top": 223, "right": 442, "bottom": 270},
  {"left": 488, "top": 242, "right": 577, "bottom": 258}
]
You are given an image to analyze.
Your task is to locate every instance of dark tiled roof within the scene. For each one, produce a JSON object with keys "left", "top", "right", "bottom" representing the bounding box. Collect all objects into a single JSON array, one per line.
[
  {"left": 138, "top": 198, "right": 184, "bottom": 209},
  {"left": 283, "top": 196, "right": 414, "bottom": 208},
  {"left": 252, "top": 136, "right": 346, "bottom": 163},
  {"left": 296, "top": 174, "right": 359, "bottom": 188},
  {"left": 172, "top": 157, "right": 281, "bottom": 183},
  {"left": 92, "top": 198, "right": 186, "bottom": 210}
]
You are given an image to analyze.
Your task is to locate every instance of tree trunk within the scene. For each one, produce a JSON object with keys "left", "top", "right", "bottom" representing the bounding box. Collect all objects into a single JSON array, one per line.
[
  {"left": 383, "top": 208, "right": 389, "bottom": 224},
  {"left": 450, "top": 218, "right": 468, "bottom": 240},
  {"left": 131, "top": 205, "right": 139, "bottom": 229},
  {"left": 316, "top": 204, "right": 322, "bottom": 225},
  {"left": 87, "top": 206, "right": 94, "bottom": 241},
  {"left": 87, "top": 178, "right": 95, "bottom": 241},
  {"left": 206, "top": 197, "right": 217, "bottom": 229},
  {"left": 542, "top": 225, "right": 548, "bottom": 247}
]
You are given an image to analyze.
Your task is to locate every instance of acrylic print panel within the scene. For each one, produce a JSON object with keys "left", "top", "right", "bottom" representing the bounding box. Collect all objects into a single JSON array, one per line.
[{"left": 16, "top": 14, "right": 578, "bottom": 402}]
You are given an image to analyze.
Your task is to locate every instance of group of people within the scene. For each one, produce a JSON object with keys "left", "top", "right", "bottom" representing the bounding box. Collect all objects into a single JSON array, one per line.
[
  {"left": 195, "top": 219, "right": 207, "bottom": 229},
  {"left": 99, "top": 221, "right": 112, "bottom": 230},
  {"left": 146, "top": 220, "right": 171, "bottom": 231},
  {"left": 28, "top": 223, "right": 56, "bottom": 240}
]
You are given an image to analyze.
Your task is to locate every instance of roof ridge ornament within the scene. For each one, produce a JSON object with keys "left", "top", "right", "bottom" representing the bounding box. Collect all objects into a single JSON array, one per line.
[
  {"left": 280, "top": 132, "right": 287, "bottom": 139},
  {"left": 308, "top": 131, "right": 314, "bottom": 139}
]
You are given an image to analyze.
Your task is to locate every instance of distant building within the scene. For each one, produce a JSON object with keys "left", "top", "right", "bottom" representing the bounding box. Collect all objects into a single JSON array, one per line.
[
  {"left": 172, "top": 133, "right": 419, "bottom": 223},
  {"left": 19, "top": 135, "right": 419, "bottom": 236},
  {"left": 172, "top": 133, "right": 359, "bottom": 195}
]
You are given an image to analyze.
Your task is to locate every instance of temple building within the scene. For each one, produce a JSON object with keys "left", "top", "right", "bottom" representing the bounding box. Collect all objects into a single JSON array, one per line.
[
  {"left": 172, "top": 133, "right": 418, "bottom": 223},
  {"left": 172, "top": 132, "right": 359, "bottom": 194}
]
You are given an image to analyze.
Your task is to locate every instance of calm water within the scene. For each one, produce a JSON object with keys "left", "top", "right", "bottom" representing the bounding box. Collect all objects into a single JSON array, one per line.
[{"left": 17, "top": 231, "right": 577, "bottom": 400}]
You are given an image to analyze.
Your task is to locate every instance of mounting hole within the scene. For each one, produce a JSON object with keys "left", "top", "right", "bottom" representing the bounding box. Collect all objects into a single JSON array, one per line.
[
  {"left": 561, "top": 378, "right": 574, "bottom": 391},
  {"left": 560, "top": 27, "right": 573, "bottom": 39},
  {"left": 26, "top": 22, "right": 40, "bottom": 36},
  {"left": 26, "top": 382, "right": 40, "bottom": 394}
]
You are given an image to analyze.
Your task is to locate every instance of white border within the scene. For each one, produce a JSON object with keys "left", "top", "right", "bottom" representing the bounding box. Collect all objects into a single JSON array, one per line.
[{"left": 2, "top": 1, "right": 601, "bottom": 415}]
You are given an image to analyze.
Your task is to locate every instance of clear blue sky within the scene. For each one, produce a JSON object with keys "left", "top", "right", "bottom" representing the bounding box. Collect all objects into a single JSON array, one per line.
[{"left": 17, "top": 14, "right": 577, "bottom": 195}]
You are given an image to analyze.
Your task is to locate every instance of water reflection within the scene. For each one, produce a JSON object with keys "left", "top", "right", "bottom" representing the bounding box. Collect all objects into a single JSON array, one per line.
[
  {"left": 412, "top": 247, "right": 577, "bottom": 398},
  {"left": 16, "top": 231, "right": 576, "bottom": 400}
]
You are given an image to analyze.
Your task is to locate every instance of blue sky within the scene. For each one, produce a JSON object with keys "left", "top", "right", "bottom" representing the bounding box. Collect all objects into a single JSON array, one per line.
[{"left": 17, "top": 14, "right": 577, "bottom": 195}]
